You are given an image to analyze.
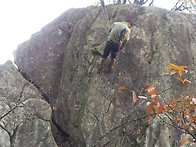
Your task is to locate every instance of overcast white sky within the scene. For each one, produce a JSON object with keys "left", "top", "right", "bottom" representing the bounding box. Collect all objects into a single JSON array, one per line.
[{"left": 0, "top": 0, "right": 175, "bottom": 64}]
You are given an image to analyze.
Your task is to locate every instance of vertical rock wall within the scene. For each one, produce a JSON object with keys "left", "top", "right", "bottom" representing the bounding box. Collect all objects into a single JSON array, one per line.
[{"left": 14, "top": 4, "right": 196, "bottom": 146}]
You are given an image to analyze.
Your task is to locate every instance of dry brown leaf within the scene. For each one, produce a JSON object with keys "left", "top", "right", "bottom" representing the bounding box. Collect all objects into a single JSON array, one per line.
[
  {"left": 183, "top": 123, "right": 190, "bottom": 132},
  {"left": 132, "top": 91, "right": 137, "bottom": 104},
  {"left": 144, "top": 83, "right": 152, "bottom": 86},
  {"left": 117, "top": 87, "right": 128, "bottom": 90},
  {"left": 180, "top": 137, "right": 188, "bottom": 147},
  {"left": 146, "top": 102, "right": 154, "bottom": 115},
  {"left": 166, "top": 99, "right": 175, "bottom": 103},
  {"left": 154, "top": 105, "right": 159, "bottom": 115}
]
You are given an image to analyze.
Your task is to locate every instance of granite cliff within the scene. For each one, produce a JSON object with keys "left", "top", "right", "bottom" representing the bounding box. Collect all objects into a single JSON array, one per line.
[{"left": 1, "top": 3, "right": 196, "bottom": 147}]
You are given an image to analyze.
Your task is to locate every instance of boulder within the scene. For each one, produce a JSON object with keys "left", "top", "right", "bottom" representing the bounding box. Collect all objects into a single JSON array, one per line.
[
  {"left": 14, "top": 4, "right": 196, "bottom": 146},
  {"left": 0, "top": 61, "right": 57, "bottom": 147}
]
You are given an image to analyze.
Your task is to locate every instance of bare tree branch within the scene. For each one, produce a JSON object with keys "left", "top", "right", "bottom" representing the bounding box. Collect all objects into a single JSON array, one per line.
[
  {"left": 0, "top": 123, "right": 11, "bottom": 137},
  {"left": 91, "top": 113, "right": 155, "bottom": 146},
  {"left": 149, "top": 0, "right": 155, "bottom": 6},
  {"left": 0, "top": 97, "right": 27, "bottom": 120}
]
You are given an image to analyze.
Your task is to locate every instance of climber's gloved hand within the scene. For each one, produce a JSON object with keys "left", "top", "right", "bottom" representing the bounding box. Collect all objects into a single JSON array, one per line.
[{"left": 118, "top": 47, "right": 123, "bottom": 51}]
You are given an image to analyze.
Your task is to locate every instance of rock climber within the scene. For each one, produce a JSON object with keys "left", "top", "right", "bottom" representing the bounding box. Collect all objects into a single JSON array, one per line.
[{"left": 98, "top": 21, "right": 131, "bottom": 73}]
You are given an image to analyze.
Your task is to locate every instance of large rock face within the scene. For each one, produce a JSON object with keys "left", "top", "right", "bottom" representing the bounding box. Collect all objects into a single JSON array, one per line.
[{"left": 14, "top": 4, "right": 196, "bottom": 146}]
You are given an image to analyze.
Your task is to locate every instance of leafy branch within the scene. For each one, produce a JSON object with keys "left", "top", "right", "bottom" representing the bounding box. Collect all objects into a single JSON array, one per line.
[
  {"left": 138, "top": 63, "right": 195, "bottom": 146},
  {"left": 116, "top": 62, "right": 196, "bottom": 146}
]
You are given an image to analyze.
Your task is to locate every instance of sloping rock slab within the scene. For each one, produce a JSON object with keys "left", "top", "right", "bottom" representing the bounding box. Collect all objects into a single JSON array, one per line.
[{"left": 0, "top": 61, "right": 57, "bottom": 147}]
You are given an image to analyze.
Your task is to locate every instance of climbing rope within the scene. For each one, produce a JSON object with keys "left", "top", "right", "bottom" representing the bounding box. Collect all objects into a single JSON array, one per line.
[
  {"left": 110, "top": 51, "right": 120, "bottom": 86},
  {"left": 100, "top": 0, "right": 111, "bottom": 33},
  {"left": 99, "top": 0, "right": 121, "bottom": 88}
]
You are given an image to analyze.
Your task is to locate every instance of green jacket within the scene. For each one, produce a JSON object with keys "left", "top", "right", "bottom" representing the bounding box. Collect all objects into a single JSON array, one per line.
[{"left": 108, "top": 22, "right": 130, "bottom": 49}]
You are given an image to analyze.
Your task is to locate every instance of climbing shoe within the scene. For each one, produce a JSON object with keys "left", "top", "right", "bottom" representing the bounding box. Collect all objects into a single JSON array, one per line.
[
  {"left": 98, "top": 58, "right": 107, "bottom": 73},
  {"left": 110, "top": 58, "right": 116, "bottom": 70}
]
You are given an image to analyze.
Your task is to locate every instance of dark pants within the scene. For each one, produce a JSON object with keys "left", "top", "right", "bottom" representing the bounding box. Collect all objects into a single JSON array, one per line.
[{"left": 102, "top": 40, "right": 119, "bottom": 59}]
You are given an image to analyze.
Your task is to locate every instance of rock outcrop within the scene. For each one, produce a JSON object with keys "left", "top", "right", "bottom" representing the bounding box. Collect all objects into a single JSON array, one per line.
[
  {"left": 9, "top": 3, "right": 196, "bottom": 147},
  {"left": 0, "top": 61, "right": 57, "bottom": 146}
]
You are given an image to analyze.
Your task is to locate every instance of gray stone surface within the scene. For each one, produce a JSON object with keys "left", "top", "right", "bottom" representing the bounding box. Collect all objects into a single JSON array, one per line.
[
  {"left": 0, "top": 61, "right": 57, "bottom": 147},
  {"left": 13, "top": 4, "right": 196, "bottom": 147}
]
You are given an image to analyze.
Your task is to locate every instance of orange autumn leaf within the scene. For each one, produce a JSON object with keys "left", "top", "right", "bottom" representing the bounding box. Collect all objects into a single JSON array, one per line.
[
  {"left": 117, "top": 87, "right": 128, "bottom": 90},
  {"left": 177, "top": 98, "right": 185, "bottom": 102},
  {"left": 183, "top": 123, "right": 190, "bottom": 132},
  {"left": 166, "top": 99, "right": 175, "bottom": 103},
  {"left": 145, "top": 86, "right": 156, "bottom": 94},
  {"left": 185, "top": 109, "right": 194, "bottom": 123},
  {"left": 177, "top": 97, "right": 190, "bottom": 103},
  {"left": 146, "top": 102, "right": 154, "bottom": 115},
  {"left": 183, "top": 79, "right": 191, "bottom": 83},
  {"left": 153, "top": 96, "right": 158, "bottom": 104},
  {"left": 184, "top": 97, "right": 190, "bottom": 103},
  {"left": 170, "top": 104, "right": 177, "bottom": 110},
  {"left": 164, "top": 105, "right": 171, "bottom": 111},
  {"left": 178, "top": 69, "right": 182, "bottom": 77},
  {"left": 144, "top": 83, "right": 152, "bottom": 86},
  {"left": 176, "top": 77, "right": 191, "bottom": 84},
  {"left": 186, "top": 105, "right": 196, "bottom": 110},
  {"left": 179, "top": 65, "right": 189, "bottom": 69},
  {"left": 164, "top": 63, "right": 189, "bottom": 77},
  {"left": 145, "top": 88, "right": 151, "bottom": 92},
  {"left": 159, "top": 102, "right": 165, "bottom": 113},
  {"left": 192, "top": 115, "right": 196, "bottom": 122},
  {"left": 164, "top": 63, "right": 179, "bottom": 70},
  {"left": 149, "top": 89, "right": 156, "bottom": 96},
  {"left": 180, "top": 137, "right": 188, "bottom": 147},
  {"left": 178, "top": 66, "right": 189, "bottom": 76},
  {"left": 164, "top": 104, "right": 177, "bottom": 111}
]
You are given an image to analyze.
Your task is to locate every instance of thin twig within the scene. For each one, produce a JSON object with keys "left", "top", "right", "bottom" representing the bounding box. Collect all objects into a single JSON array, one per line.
[
  {"left": 158, "top": 114, "right": 196, "bottom": 140},
  {"left": 91, "top": 113, "right": 155, "bottom": 146},
  {"left": 0, "top": 97, "right": 27, "bottom": 120}
]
